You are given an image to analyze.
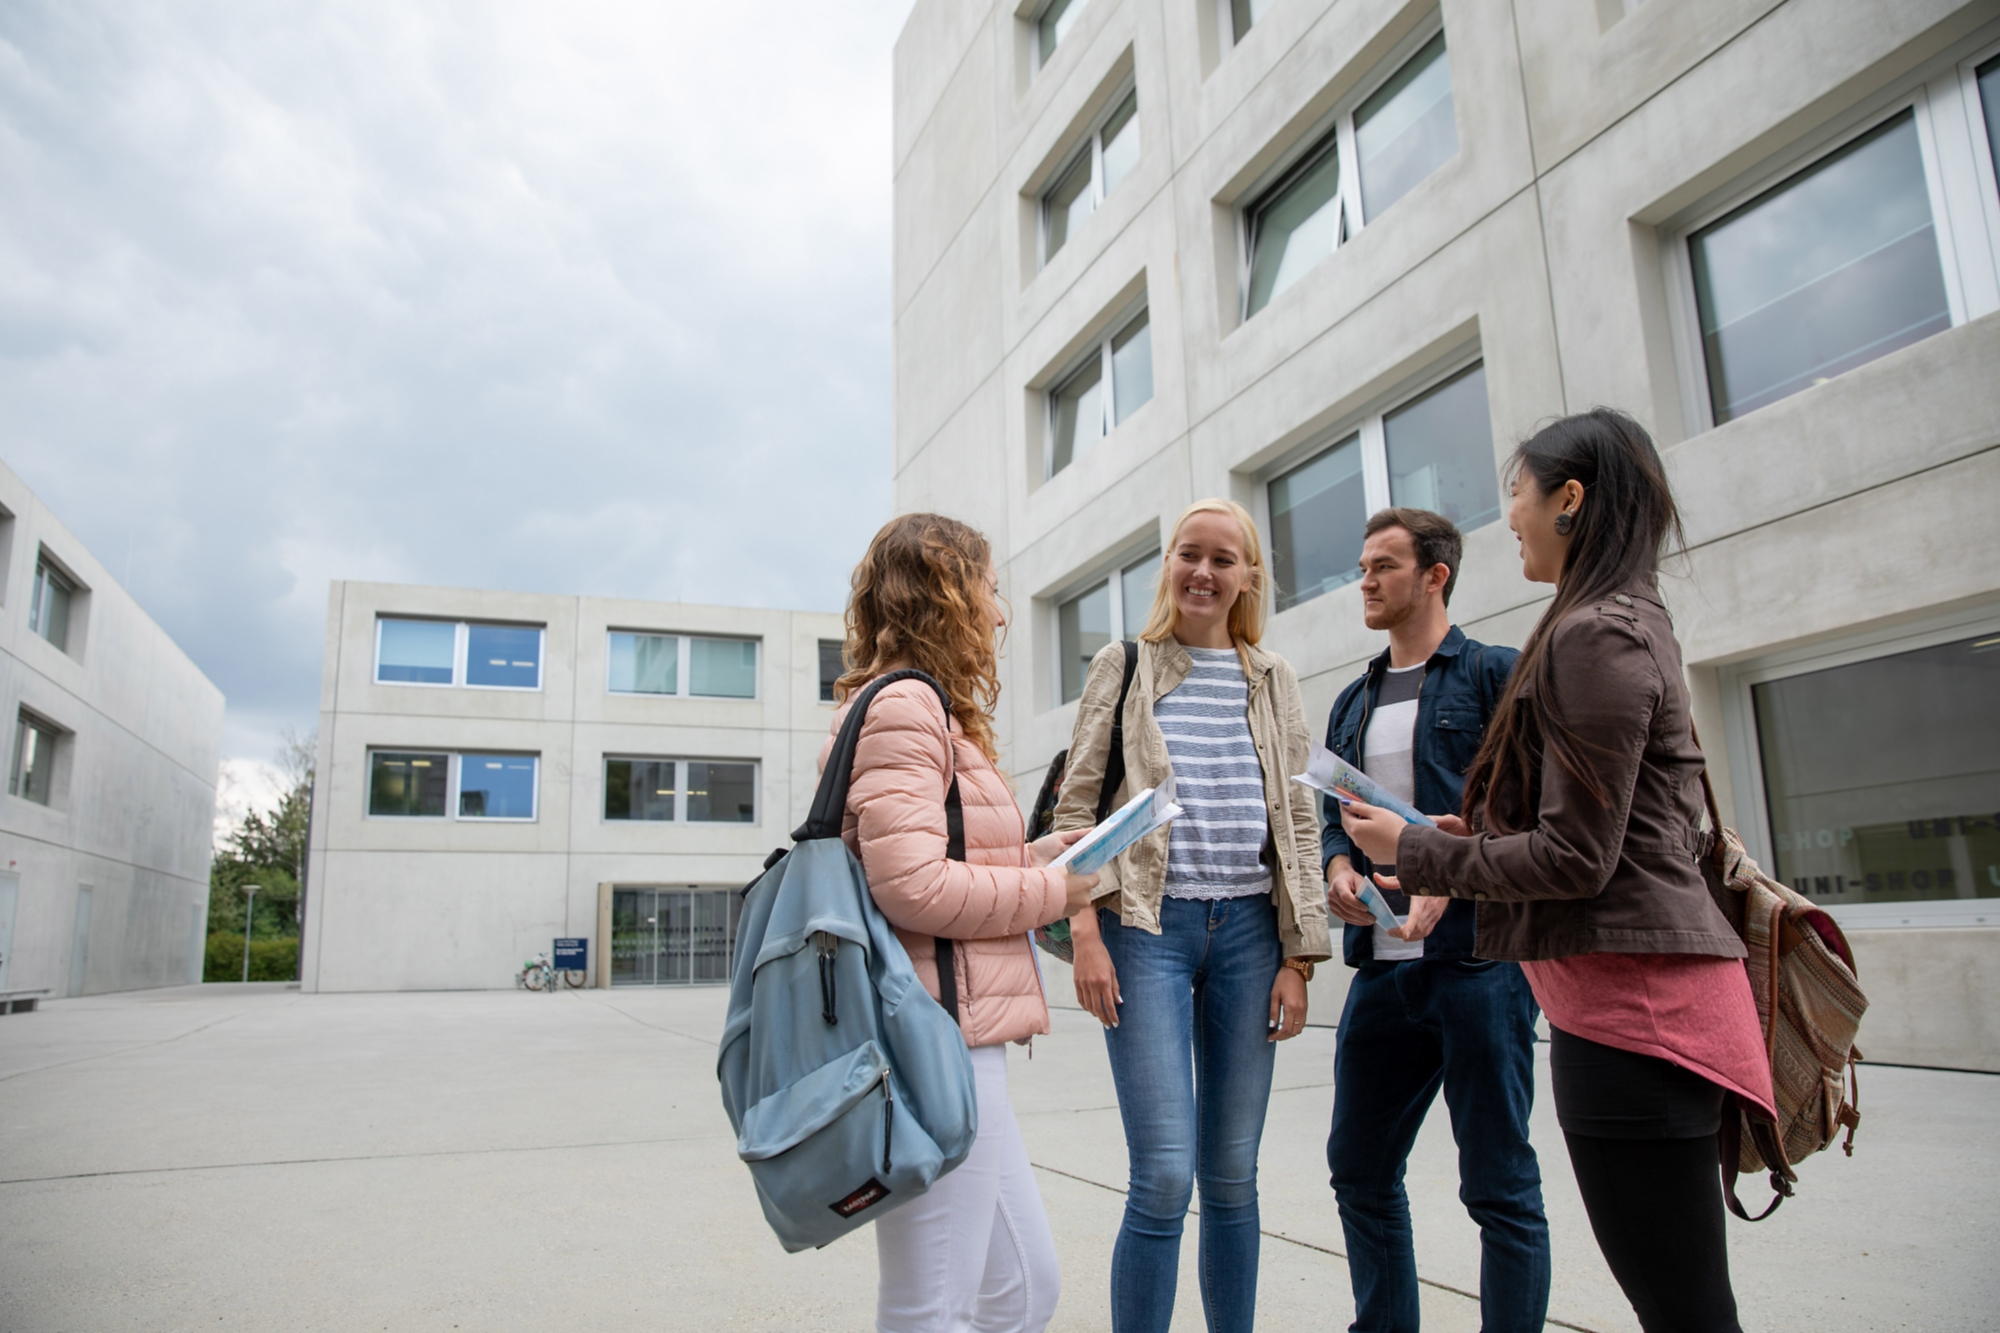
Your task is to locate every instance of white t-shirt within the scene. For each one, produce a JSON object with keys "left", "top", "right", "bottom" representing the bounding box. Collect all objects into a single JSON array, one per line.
[{"left": 1361, "top": 662, "right": 1426, "bottom": 961}]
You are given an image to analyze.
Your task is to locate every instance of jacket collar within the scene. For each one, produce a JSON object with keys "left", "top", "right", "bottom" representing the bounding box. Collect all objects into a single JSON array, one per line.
[
  {"left": 1366, "top": 623, "right": 1467, "bottom": 678},
  {"left": 1148, "top": 636, "right": 1277, "bottom": 687}
]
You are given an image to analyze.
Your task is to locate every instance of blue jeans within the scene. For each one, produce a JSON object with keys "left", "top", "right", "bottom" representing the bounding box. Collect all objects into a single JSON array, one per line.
[
  {"left": 1328, "top": 959, "right": 1550, "bottom": 1333},
  {"left": 1098, "top": 895, "right": 1282, "bottom": 1333}
]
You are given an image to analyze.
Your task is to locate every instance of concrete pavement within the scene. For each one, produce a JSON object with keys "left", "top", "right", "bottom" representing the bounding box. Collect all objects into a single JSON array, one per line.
[{"left": 1, "top": 982, "right": 1995, "bottom": 1331}]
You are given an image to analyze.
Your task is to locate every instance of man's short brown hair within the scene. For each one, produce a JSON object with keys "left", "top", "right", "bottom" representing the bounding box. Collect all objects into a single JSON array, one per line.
[{"left": 1364, "top": 508, "right": 1463, "bottom": 604}]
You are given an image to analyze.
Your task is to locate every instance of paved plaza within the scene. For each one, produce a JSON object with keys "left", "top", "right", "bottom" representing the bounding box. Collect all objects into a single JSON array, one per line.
[{"left": 1, "top": 981, "right": 1995, "bottom": 1331}]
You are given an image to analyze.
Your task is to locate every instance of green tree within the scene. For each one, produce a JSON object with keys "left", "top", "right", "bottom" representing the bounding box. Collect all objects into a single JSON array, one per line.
[{"left": 209, "top": 728, "right": 314, "bottom": 945}]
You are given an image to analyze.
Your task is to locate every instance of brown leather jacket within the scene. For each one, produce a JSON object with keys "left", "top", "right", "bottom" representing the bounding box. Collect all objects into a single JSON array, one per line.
[{"left": 1398, "top": 582, "right": 1744, "bottom": 962}]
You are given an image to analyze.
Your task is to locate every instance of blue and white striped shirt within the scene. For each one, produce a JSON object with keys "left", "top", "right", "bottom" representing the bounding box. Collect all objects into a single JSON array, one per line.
[{"left": 1157, "top": 646, "right": 1272, "bottom": 900}]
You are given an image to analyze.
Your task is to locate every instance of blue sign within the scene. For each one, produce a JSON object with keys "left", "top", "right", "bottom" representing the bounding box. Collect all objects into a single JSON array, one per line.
[{"left": 553, "top": 938, "right": 588, "bottom": 970}]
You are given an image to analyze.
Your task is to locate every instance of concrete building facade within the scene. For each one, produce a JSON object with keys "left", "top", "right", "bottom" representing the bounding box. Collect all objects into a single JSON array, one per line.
[
  {"left": 0, "top": 459, "right": 224, "bottom": 1001},
  {"left": 301, "top": 582, "right": 847, "bottom": 992},
  {"left": 891, "top": 0, "right": 2000, "bottom": 1067}
]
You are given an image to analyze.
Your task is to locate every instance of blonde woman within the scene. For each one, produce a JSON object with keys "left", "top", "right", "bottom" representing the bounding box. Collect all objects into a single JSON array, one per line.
[
  {"left": 825, "top": 513, "right": 1098, "bottom": 1333},
  {"left": 1052, "top": 499, "right": 1331, "bottom": 1333}
]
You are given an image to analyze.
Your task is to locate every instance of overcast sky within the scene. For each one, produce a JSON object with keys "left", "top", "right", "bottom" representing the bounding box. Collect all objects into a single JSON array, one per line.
[{"left": 1, "top": 0, "right": 916, "bottom": 801}]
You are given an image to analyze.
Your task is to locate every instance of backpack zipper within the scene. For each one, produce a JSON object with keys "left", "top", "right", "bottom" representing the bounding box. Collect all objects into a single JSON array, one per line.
[
  {"left": 879, "top": 1068, "right": 894, "bottom": 1173},
  {"left": 815, "top": 931, "right": 838, "bottom": 1026}
]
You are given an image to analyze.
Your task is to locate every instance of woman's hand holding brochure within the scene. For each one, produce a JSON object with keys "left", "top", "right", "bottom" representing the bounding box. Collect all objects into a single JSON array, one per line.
[
  {"left": 1051, "top": 777, "right": 1183, "bottom": 875},
  {"left": 1289, "top": 744, "right": 1435, "bottom": 826}
]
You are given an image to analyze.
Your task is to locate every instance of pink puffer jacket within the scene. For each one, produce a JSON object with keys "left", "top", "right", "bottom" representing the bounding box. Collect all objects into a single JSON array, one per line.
[{"left": 820, "top": 678, "right": 1066, "bottom": 1048}]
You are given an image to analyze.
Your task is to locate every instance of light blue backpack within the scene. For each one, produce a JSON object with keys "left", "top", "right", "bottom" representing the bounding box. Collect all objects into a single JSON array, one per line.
[{"left": 717, "top": 670, "right": 979, "bottom": 1252}]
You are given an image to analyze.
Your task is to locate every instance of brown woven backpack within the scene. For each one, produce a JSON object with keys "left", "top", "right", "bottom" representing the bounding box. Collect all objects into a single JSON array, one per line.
[{"left": 1697, "top": 768, "right": 1868, "bottom": 1221}]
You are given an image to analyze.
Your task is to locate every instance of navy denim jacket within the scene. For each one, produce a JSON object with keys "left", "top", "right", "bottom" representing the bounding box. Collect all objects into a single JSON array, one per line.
[{"left": 1319, "top": 626, "right": 1517, "bottom": 966}]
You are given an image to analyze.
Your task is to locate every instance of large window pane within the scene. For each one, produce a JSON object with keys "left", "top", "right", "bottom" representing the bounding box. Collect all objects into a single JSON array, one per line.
[
  {"left": 1979, "top": 56, "right": 2000, "bottom": 178},
  {"left": 376, "top": 620, "right": 456, "bottom": 685},
  {"left": 368, "top": 751, "right": 449, "bottom": 817},
  {"left": 458, "top": 753, "right": 537, "bottom": 819},
  {"left": 1246, "top": 139, "right": 1342, "bottom": 316},
  {"left": 689, "top": 638, "right": 757, "bottom": 698},
  {"left": 1231, "top": 0, "right": 1272, "bottom": 43},
  {"left": 464, "top": 624, "right": 541, "bottom": 688},
  {"left": 1049, "top": 353, "right": 1106, "bottom": 474},
  {"left": 1058, "top": 580, "right": 1111, "bottom": 704},
  {"left": 1044, "top": 151, "right": 1093, "bottom": 261},
  {"left": 1120, "top": 551, "right": 1161, "bottom": 638},
  {"left": 1753, "top": 634, "right": 2000, "bottom": 907},
  {"left": 11, "top": 714, "right": 57, "bottom": 805},
  {"left": 688, "top": 761, "right": 757, "bottom": 823},
  {"left": 1100, "top": 92, "right": 1140, "bottom": 197},
  {"left": 605, "top": 758, "right": 676, "bottom": 822},
  {"left": 1038, "top": 0, "right": 1084, "bottom": 63},
  {"left": 818, "top": 639, "right": 845, "bottom": 703},
  {"left": 1384, "top": 363, "right": 1497, "bottom": 532},
  {"left": 1355, "top": 32, "right": 1457, "bottom": 220},
  {"left": 1690, "top": 111, "right": 1950, "bottom": 424},
  {"left": 1270, "top": 434, "right": 1367, "bottom": 612},
  {"left": 609, "top": 631, "right": 679, "bottom": 695},
  {"left": 1110, "top": 312, "right": 1153, "bottom": 424},
  {"left": 30, "top": 563, "right": 71, "bottom": 651}
]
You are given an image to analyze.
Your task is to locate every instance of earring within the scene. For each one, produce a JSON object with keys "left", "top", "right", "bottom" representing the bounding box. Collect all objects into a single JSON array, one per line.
[{"left": 1554, "top": 511, "right": 1575, "bottom": 536}]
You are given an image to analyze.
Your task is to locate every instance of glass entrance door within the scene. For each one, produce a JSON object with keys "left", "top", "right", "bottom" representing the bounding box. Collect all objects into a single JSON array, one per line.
[{"left": 610, "top": 887, "right": 741, "bottom": 986}]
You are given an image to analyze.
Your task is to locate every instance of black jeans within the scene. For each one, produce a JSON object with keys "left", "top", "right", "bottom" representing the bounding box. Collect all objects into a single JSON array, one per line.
[{"left": 1551, "top": 1027, "right": 1742, "bottom": 1333}]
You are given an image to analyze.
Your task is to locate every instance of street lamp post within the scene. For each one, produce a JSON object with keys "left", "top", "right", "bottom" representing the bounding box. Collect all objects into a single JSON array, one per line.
[{"left": 241, "top": 884, "right": 260, "bottom": 984}]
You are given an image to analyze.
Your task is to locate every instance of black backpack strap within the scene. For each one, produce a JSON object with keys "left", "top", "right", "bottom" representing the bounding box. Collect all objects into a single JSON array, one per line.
[
  {"left": 795, "top": 669, "right": 968, "bottom": 1025},
  {"left": 1093, "top": 640, "right": 1140, "bottom": 824}
]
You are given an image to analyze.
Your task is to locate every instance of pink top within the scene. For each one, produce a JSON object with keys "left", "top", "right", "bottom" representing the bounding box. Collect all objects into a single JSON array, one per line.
[{"left": 1522, "top": 952, "right": 1776, "bottom": 1121}]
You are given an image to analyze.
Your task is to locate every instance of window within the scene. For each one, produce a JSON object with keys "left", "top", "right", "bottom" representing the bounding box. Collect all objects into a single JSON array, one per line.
[
  {"left": 1980, "top": 56, "right": 2000, "bottom": 176},
  {"left": 604, "top": 757, "right": 758, "bottom": 824},
  {"left": 1048, "top": 305, "right": 1153, "bottom": 477},
  {"left": 818, "top": 639, "right": 846, "bottom": 703},
  {"left": 10, "top": 712, "right": 60, "bottom": 806},
  {"left": 1042, "top": 88, "right": 1139, "bottom": 266},
  {"left": 30, "top": 559, "right": 73, "bottom": 651},
  {"left": 1055, "top": 549, "right": 1159, "bottom": 704},
  {"left": 367, "top": 750, "right": 537, "bottom": 821},
  {"left": 611, "top": 888, "right": 742, "bottom": 986},
  {"left": 374, "top": 619, "right": 543, "bottom": 690},
  {"left": 1036, "top": 0, "right": 1086, "bottom": 68},
  {"left": 1268, "top": 362, "right": 1492, "bottom": 613},
  {"left": 607, "top": 632, "right": 759, "bottom": 699},
  {"left": 1243, "top": 27, "right": 1456, "bottom": 318},
  {"left": 1689, "top": 112, "right": 1950, "bottom": 424},
  {"left": 1747, "top": 631, "right": 2000, "bottom": 919},
  {"left": 1229, "top": 0, "right": 1274, "bottom": 45}
]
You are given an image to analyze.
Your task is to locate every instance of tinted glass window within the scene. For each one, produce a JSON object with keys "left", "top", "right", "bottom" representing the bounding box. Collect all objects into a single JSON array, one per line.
[
  {"left": 1753, "top": 634, "right": 2000, "bottom": 907},
  {"left": 1270, "top": 433, "right": 1367, "bottom": 612},
  {"left": 688, "top": 761, "right": 757, "bottom": 823},
  {"left": 689, "top": 638, "right": 757, "bottom": 698},
  {"left": 1354, "top": 32, "right": 1457, "bottom": 220},
  {"left": 465, "top": 624, "right": 541, "bottom": 688},
  {"left": 1384, "top": 363, "right": 1496, "bottom": 533},
  {"left": 369, "top": 752, "right": 449, "bottom": 817},
  {"left": 377, "top": 620, "right": 456, "bottom": 685},
  {"left": 609, "top": 631, "right": 679, "bottom": 694},
  {"left": 1246, "top": 138, "right": 1342, "bottom": 317},
  {"left": 605, "top": 758, "right": 676, "bottom": 821},
  {"left": 458, "top": 753, "right": 538, "bottom": 819},
  {"left": 1690, "top": 111, "right": 1949, "bottom": 423},
  {"left": 818, "top": 639, "right": 845, "bottom": 703},
  {"left": 1059, "top": 580, "right": 1111, "bottom": 704}
]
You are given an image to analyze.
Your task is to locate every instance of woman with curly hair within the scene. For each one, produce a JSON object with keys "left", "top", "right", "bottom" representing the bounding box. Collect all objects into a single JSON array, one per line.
[{"left": 825, "top": 512, "right": 1099, "bottom": 1333}]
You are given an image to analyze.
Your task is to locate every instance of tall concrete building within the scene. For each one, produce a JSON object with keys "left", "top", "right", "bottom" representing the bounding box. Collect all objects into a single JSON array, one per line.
[
  {"left": 0, "top": 459, "right": 224, "bottom": 1001},
  {"left": 301, "top": 582, "right": 846, "bottom": 992},
  {"left": 891, "top": 0, "right": 2000, "bottom": 1067}
]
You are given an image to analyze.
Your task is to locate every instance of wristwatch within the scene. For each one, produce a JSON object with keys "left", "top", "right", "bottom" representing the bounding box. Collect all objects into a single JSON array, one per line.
[{"left": 1282, "top": 957, "right": 1315, "bottom": 983}]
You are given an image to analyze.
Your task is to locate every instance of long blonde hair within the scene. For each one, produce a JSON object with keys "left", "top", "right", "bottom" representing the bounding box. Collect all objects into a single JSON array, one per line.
[
  {"left": 836, "top": 513, "right": 1004, "bottom": 765},
  {"left": 1137, "top": 499, "right": 1269, "bottom": 648}
]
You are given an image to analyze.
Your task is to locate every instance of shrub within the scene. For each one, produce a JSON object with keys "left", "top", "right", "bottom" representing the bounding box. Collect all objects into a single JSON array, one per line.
[{"left": 204, "top": 935, "right": 299, "bottom": 983}]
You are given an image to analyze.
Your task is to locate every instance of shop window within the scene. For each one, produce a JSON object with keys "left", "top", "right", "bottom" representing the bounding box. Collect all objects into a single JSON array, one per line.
[
  {"left": 1055, "top": 549, "right": 1159, "bottom": 704},
  {"left": 1751, "top": 632, "right": 2000, "bottom": 910}
]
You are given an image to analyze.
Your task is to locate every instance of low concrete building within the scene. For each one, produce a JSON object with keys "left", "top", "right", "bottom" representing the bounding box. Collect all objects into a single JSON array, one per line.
[
  {"left": 0, "top": 458, "right": 224, "bottom": 1000},
  {"left": 300, "top": 582, "right": 847, "bottom": 992},
  {"left": 891, "top": 0, "right": 2000, "bottom": 1067}
]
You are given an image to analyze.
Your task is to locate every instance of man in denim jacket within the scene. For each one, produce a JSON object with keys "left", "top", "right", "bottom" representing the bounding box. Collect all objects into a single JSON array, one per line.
[{"left": 1319, "top": 509, "right": 1548, "bottom": 1333}]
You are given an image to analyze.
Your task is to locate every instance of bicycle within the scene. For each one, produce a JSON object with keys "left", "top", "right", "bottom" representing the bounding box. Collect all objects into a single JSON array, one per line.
[
  {"left": 561, "top": 969, "right": 588, "bottom": 989},
  {"left": 517, "top": 953, "right": 555, "bottom": 991}
]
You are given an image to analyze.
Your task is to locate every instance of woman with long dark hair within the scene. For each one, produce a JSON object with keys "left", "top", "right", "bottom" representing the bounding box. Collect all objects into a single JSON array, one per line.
[{"left": 1337, "top": 409, "right": 1773, "bottom": 1333}]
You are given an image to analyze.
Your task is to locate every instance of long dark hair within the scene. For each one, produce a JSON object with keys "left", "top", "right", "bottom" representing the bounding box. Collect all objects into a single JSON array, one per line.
[{"left": 1462, "top": 409, "right": 1685, "bottom": 833}]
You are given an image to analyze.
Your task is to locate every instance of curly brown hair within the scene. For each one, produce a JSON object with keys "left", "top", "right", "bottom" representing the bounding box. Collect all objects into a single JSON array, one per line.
[{"left": 836, "top": 513, "right": 1005, "bottom": 765}]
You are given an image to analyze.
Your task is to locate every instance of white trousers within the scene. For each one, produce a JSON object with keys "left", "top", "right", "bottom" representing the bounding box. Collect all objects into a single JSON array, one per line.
[{"left": 875, "top": 1043, "right": 1061, "bottom": 1333}]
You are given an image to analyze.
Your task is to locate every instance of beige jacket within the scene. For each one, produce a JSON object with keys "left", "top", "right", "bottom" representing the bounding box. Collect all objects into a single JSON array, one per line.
[
  {"left": 820, "top": 678, "right": 1067, "bottom": 1047},
  {"left": 1052, "top": 637, "right": 1332, "bottom": 962}
]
